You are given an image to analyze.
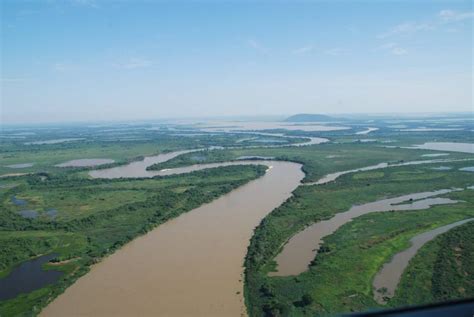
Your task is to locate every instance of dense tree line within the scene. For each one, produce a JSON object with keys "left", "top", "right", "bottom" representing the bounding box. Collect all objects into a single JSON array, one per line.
[{"left": 0, "top": 164, "right": 265, "bottom": 316}]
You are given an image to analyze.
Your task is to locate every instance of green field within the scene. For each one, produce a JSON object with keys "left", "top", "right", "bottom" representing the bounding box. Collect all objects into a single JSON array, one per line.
[
  {"left": 147, "top": 143, "right": 471, "bottom": 183},
  {"left": 0, "top": 163, "right": 266, "bottom": 316},
  {"left": 244, "top": 161, "right": 474, "bottom": 316},
  {"left": 0, "top": 128, "right": 306, "bottom": 176},
  {"left": 392, "top": 220, "right": 474, "bottom": 306},
  {"left": 1, "top": 120, "right": 473, "bottom": 316}
]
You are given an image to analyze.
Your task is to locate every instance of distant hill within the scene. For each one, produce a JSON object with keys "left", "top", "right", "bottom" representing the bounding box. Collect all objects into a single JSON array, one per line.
[{"left": 284, "top": 114, "right": 336, "bottom": 122}]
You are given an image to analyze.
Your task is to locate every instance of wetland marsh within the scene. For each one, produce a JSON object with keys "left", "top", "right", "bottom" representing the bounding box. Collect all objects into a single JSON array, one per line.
[{"left": 0, "top": 116, "right": 473, "bottom": 317}]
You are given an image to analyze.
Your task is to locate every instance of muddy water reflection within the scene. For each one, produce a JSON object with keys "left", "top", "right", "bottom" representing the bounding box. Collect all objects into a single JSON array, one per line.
[
  {"left": 56, "top": 159, "right": 115, "bottom": 168},
  {"left": 88, "top": 150, "right": 198, "bottom": 178},
  {"left": 88, "top": 134, "right": 325, "bottom": 179},
  {"left": 198, "top": 121, "right": 349, "bottom": 132},
  {"left": 305, "top": 158, "right": 473, "bottom": 186},
  {"left": 373, "top": 218, "right": 473, "bottom": 304},
  {"left": 5, "top": 163, "right": 35, "bottom": 169},
  {"left": 42, "top": 158, "right": 304, "bottom": 317},
  {"left": 355, "top": 127, "right": 378, "bottom": 135},
  {"left": 410, "top": 142, "right": 474, "bottom": 154},
  {"left": 270, "top": 189, "right": 459, "bottom": 276},
  {"left": 226, "top": 133, "right": 327, "bottom": 148}
]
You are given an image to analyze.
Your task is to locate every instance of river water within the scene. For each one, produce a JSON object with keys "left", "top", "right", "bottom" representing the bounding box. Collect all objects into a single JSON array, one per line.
[
  {"left": 88, "top": 149, "right": 199, "bottom": 178},
  {"left": 305, "top": 158, "right": 473, "bottom": 186},
  {"left": 39, "top": 137, "right": 471, "bottom": 316},
  {"left": 355, "top": 127, "right": 378, "bottom": 135},
  {"left": 270, "top": 189, "right": 459, "bottom": 276},
  {"left": 41, "top": 158, "right": 304, "bottom": 317},
  {"left": 373, "top": 218, "right": 474, "bottom": 304},
  {"left": 56, "top": 158, "right": 115, "bottom": 168},
  {"left": 88, "top": 134, "right": 325, "bottom": 179},
  {"left": 409, "top": 142, "right": 474, "bottom": 154}
]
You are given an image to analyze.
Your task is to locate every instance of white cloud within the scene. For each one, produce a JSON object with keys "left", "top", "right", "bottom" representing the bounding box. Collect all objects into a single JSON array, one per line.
[
  {"left": 324, "top": 48, "right": 347, "bottom": 56},
  {"left": 392, "top": 47, "right": 408, "bottom": 55},
  {"left": 379, "top": 42, "right": 397, "bottom": 50},
  {"left": 439, "top": 10, "right": 474, "bottom": 22},
  {"left": 113, "top": 58, "right": 153, "bottom": 70},
  {"left": 53, "top": 62, "right": 78, "bottom": 72},
  {"left": 379, "top": 9, "right": 473, "bottom": 39},
  {"left": 292, "top": 45, "right": 314, "bottom": 55},
  {"left": 378, "top": 42, "right": 408, "bottom": 55},
  {"left": 1, "top": 77, "right": 28, "bottom": 82},
  {"left": 247, "top": 39, "right": 268, "bottom": 54},
  {"left": 16, "top": 9, "right": 40, "bottom": 17},
  {"left": 378, "top": 22, "right": 434, "bottom": 39},
  {"left": 70, "top": 0, "right": 99, "bottom": 8}
]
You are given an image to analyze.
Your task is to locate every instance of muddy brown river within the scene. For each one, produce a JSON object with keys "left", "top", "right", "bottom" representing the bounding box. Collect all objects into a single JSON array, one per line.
[
  {"left": 41, "top": 156, "right": 304, "bottom": 317},
  {"left": 40, "top": 141, "right": 472, "bottom": 316},
  {"left": 56, "top": 159, "right": 115, "bottom": 168},
  {"left": 305, "top": 158, "right": 473, "bottom": 186},
  {"left": 410, "top": 142, "right": 474, "bottom": 154},
  {"left": 373, "top": 218, "right": 474, "bottom": 304},
  {"left": 88, "top": 149, "right": 199, "bottom": 178},
  {"left": 270, "top": 189, "right": 459, "bottom": 276}
]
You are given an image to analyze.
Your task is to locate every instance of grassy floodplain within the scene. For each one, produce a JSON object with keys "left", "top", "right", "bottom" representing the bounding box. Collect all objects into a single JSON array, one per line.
[
  {"left": 147, "top": 143, "right": 470, "bottom": 183},
  {"left": 392, "top": 220, "right": 473, "bottom": 306},
  {"left": 0, "top": 131, "right": 267, "bottom": 316},
  {"left": 0, "top": 126, "right": 306, "bottom": 176},
  {"left": 243, "top": 160, "right": 474, "bottom": 316},
  {"left": 1, "top": 119, "right": 473, "bottom": 316},
  {"left": 145, "top": 125, "right": 474, "bottom": 315}
]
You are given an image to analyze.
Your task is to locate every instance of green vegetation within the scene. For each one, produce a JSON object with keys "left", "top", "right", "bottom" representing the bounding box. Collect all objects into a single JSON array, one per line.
[
  {"left": 244, "top": 162, "right": 474, "bottom": 316},
  {"left": 0, "top": 127, "right": 301, "bottom": 176},
  {"left": 0, "top": 164, "right": 265, "bottom": 316},
  {"left": 0, "top": 231, "right": 87, "bottom": 279},
  {"left": 1, "top": 120, "right": 473, "bottom": 317},
  {"left": 392, "top": 220, "right": 474, "bottom": 306},
  {"left": 147, "top": 143, "right": 471, "bottom": 182},
  {"left": 1, "top": 139, "right": 164, "bottom": 175}
]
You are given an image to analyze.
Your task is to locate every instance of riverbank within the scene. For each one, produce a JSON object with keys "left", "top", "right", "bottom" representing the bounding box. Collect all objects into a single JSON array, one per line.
[
  {"left": 244, "top": 160, "right": 474, "bottom": 316},
  {"left": 41, "top": 160, "right": 303, "bottom": 317},
  {"left": 0, "top": 164, "right": 266, "bottom": 317}
]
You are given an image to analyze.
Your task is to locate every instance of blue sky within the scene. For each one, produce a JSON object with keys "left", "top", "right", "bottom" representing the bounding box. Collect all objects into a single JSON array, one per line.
[{"left": 1, "top": 0, "right": 473, "bottom": 123}]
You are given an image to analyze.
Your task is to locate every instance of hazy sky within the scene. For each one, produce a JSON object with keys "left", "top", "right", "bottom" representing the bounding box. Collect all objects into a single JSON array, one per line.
[{"left": 1, "top": 0, "right": 473, "bottom": 123}]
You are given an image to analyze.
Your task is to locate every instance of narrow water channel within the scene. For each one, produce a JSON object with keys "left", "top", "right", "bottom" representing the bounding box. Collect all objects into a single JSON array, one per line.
[
  {"left": 88, "top": 149, "right": 199, "bottom": 178},
  {"left": 270, "top": 189, "right": 459, "bottom": 276},
  {"left": 0, "top": 254, "right": 62, "bottom": 301},
  {"left": 39, "top": 139, "right": 471, "bottom": 316},
  {"left": 410, "top": 142, "right": 474, "bottom": 154},
  {"left": 373, "top": 218, "right": 474, "bottom": 304},
  {"left": 305, "top": 158, "right": 473, "bottom": 185}
]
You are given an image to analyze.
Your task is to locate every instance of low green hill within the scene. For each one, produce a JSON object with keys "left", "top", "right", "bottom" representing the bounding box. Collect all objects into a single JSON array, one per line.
[{"left": 284, "top": 113, "right": 338, "bottom": 122}]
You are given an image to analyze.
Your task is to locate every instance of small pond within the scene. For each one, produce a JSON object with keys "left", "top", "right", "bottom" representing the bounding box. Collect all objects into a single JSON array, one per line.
[
  {"left": 17, "top": 210, "right": 38, "bottom": 219},
  {"left": 56, "top": 158, "right": 115, "bottom": 167},
  {"left": 431, "top": 166, "right": 452, "bottom": 171},
  {"left": 11, "top": 196, "right": 27, "bottom": 206},
  {"left": 0, "top": 253, "right": 63, "bottom": 301},
  {"left": 5, "top": 163, "right": 35, "bottom": 169}
]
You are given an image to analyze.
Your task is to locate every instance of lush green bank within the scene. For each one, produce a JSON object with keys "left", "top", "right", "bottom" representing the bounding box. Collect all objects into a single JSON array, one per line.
[
  {"left": 2, "top": 122, "right": 473, "bottom": 316},
  {"left": 244, "top": 162, "right": 474, "bottom": 316},
  {"left": 147, "top": 143, "right": 470, "bottom": 183},
  {"left": 0, "top": 165, "right": 266, "bottom": 316},
  {"left": 0, "top": 129, "right": 305, "bottom": 176},
  {"left": 392, "top": 220, "right": 474, "bottom": 306}
]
